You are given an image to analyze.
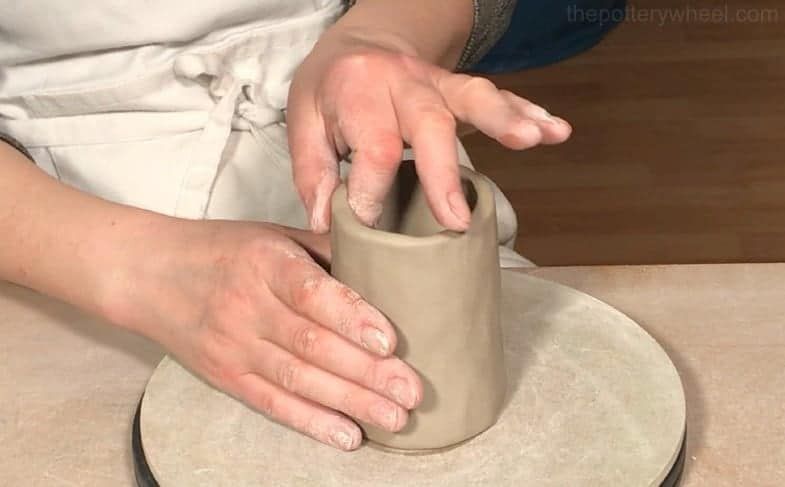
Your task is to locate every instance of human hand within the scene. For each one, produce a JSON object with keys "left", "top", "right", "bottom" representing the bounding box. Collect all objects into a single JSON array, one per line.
[
  {"left": 288, "top": 26, "right": 572, "bottom": 234},
  {"left": 112, "top": 219, "right": 422, "bottom": 451}
]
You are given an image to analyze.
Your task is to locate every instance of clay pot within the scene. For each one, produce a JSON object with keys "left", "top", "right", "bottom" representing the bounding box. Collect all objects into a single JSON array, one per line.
[{"left": 330, "top": 162, "right": 507, "bottom": 451}]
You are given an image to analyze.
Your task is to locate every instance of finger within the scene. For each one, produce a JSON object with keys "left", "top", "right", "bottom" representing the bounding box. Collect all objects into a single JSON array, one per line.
[
  {"left": 266, "top": 252, "right": 397, "bottom": 357},
  {"left": 437, "top": 74, "right": 571, "bottom": 149},
  {"left": 267, "top": 312, "right": 422, "bottom": 409},
  {"left": 233, "top": 373, "right": 362, "bottom": 450},
  {"left": 438, "top": 74, "right": 542, "bottom": 150},
  {"left": 391, "top": 81, "right": 470, "bottom": 231},
  {"left": 287, "top": 87, "right": 340, "bottom": 234},
  {"left": 250, "top": 339, "right": 408, "bottom": 432},
  {"left": 499, "top": 90, "right": 572, "bottom": 145},
  {"left": 332, "top": 82, "right": 404, "bottom": 227}
]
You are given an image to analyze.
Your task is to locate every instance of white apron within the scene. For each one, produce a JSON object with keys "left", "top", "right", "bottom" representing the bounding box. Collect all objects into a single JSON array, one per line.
[{"left": 0, "top": 0, "right": 529, "bottom": 267}]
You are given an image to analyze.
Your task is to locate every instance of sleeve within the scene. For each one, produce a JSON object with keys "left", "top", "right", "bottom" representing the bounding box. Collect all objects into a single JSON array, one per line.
[
  {"left": 456, "top": 0, "right": 518, "bottom": 71},
  {"left": 343, "top": 0, "right": 518, "bottom": 72}
]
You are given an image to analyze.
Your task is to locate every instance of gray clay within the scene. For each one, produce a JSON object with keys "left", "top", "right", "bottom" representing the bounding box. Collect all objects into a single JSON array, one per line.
[{"left": 330, "top": 163, "right": 508, "bottom": 450}]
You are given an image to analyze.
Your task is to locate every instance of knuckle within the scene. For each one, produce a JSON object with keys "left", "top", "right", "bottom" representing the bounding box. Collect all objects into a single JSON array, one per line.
[
  {"left": 275, "top": 357, "right": 303, "bottom": 391},
  {"left": 336, "top": 313, "right": 353, "bottom": 337},
  {"left": 455, "top": 76, "right": 502, "bottom": 109},
  {"left": 290, "top": 274, "right": 323, "bottom": 310},
  {"left": 361, "top": 360, "right": 385, "bottom": 391},
  {"left": 448, "top": 73, "right": 474, "bottom": 85},
  {"left": 418, "top": 105, "right": 456, "bottom": 130},
  {"left": 338, "top": 391, "right": 360, "bottom": 419},
  {"left": 303, "top": 414, "right": 331, "bottom": 441},
  {"left": 463, "top": 75, "right": 498, "bottom": 94},
  {"left": 337, "top": 285, "right": 364, "bottom": 335},
  {"left": 358, "top": 134, "right": 403, "bottom": 169},
  {"left": 339, "top": 284, "right": 364, "bottom": 309},
  {"left": 254, "top": 391, "right": 277, "bottom": 417},
  {"left": 291, "top": 325, "right": 319, "bottom": 356}
]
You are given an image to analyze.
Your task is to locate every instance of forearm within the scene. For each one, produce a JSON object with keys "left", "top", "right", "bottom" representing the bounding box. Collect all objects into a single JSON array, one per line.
[
  {"left": 0, "top": 141, "right": 168, "bottom": 323},
  {"left": 332, "top": 0, "right": 474, "bottom": 69}
]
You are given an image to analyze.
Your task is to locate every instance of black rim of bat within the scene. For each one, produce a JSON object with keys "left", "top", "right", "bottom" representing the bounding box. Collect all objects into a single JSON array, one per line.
[{"left": 132, "top": 395, "right": 687, "bottom": 487}]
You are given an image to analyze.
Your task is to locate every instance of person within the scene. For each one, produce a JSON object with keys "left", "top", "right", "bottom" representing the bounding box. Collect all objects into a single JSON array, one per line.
[{"left": 0, "top": 0, "right": 571, "bottom": 450}]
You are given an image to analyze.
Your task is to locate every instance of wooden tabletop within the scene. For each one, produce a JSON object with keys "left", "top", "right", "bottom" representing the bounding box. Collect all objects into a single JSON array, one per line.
[{"left": 2, "top": 264, "right": 783, "bottom": 486}]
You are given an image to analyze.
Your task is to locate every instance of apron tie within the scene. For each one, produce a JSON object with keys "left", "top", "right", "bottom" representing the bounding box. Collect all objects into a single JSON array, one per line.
[{"left": 172, "top": 53, "right": 285, "bottom": 219}]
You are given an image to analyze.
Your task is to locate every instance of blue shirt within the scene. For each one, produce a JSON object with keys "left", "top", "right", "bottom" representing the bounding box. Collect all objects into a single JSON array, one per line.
[{"left": 472, "top": 0, "right": 626, "bottom": 73}]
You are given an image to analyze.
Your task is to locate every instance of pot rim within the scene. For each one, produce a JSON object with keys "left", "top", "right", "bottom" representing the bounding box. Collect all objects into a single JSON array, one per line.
[{"left": 330, "top": 166, "right": 496, "bottom": 248}]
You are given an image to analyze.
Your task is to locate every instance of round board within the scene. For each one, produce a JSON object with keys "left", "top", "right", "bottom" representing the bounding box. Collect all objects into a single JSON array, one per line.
[{"left": 135, "top": 271, "right": 687, "bottom": 486}]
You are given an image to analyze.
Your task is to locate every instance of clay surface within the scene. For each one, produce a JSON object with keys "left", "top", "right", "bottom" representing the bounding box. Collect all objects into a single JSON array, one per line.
[
  {"left": 330, "top": 163, "right": 507, "bottom": 450},
  {"left": 139, "top": 271, "right": 686, "bottom": 487}
]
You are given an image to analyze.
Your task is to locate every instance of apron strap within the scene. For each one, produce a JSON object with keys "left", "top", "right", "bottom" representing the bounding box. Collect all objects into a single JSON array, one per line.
[{"left": 172, "top": 54, "right": 284, "bottom": 220}]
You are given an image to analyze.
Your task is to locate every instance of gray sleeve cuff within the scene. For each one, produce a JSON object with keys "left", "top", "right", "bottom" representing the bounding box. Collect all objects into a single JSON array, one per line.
[
  {"left": 457, "top": 0, "right": 517, "bottom": 71},
  {"left": 342, "top": 0, "right": 516, "bottom": 71}
]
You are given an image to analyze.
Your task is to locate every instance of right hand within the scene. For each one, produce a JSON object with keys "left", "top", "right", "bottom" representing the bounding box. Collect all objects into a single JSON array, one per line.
[
  {"left": 287, "top": 25, "right": 572, "bottom": 234},
  {"left": 109, "top": 218, "right": 422, "bottom": 450}
]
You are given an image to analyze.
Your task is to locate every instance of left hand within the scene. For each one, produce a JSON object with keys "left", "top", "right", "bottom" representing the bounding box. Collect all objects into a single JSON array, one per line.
[{"left": 287, "top": 27, "right": 572, "bottom": 233}]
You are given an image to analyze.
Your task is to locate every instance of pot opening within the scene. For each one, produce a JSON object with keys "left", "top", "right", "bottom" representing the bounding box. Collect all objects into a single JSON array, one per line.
[{"left": 375, "top": 161, "right": 479, "bottom": 237}]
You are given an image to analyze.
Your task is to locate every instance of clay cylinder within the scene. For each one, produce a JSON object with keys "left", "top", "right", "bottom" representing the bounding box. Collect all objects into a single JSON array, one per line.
[{"left": 330, "top": 163, "right": 507, "bottom": 451}]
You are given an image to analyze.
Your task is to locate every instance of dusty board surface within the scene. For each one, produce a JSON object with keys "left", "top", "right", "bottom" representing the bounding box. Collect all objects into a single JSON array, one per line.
[
  {"left": 139, "top": 271, "right": 685, "bottom": 486},
  {"left": 5, "top": 264, "right": 782, "bottom": 485}
]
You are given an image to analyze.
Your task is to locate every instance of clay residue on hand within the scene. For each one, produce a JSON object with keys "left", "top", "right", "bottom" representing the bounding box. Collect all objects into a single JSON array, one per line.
[
  {"left": 347, "top": 190, "right": 384, "bottom": 228},
  {"left": 310, "top": 166, "right": 340, "bottom": 233}
]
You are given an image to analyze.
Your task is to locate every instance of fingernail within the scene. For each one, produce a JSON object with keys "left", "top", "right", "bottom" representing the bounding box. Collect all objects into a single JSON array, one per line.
[
  {"left": 370, "top": 401, "right": 401, "bottom": 431},
  {"left": 447, "top": 191, "right": 471, "bottom": 228},
  {"left": 387, "top": 377, "right": 418, "bottom": 409},
  {"left": 310, "top": 185, "right": 329, "bottom": 233},
  {"left": 309, "top": 210, "right": 326, "bottom": 234},
  {"left": 310, "top": 170, "right": 337, "bottom": 233},
  {"left": 348, "top": 192, "right": 383, "bottom": 228},
  {"left": 329, "top": 428, "right": 359, "bottom": 451},
  {"left": 361, "top": 326, "right": 390, "bottom": 355}
]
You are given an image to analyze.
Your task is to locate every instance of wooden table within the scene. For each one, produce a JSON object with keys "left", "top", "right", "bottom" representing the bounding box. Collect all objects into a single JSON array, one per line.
[{"left": 2, "top": 265, "right": 784, "bottom": 486}]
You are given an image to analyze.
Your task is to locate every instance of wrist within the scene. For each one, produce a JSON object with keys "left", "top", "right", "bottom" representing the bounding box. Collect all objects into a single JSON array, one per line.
[
  {"left": 91, "top": 209, "right": 184, "bottom": 336},
  {"left": 318, "top": 24, "right": 420, "bottom": 61},
  {"left": 0, "top": 144, "right": 174, "bottom": 332},
  {"left": 331, "top": 0, "right": 472, "bottom": 69}
]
